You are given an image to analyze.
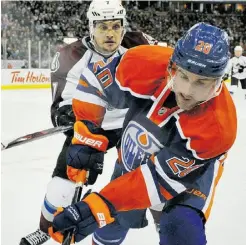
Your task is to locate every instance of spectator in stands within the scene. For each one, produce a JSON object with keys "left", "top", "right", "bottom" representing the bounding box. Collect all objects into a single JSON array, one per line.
[{"left": 1, "top": 0, "right": 246, "bottom": 67}]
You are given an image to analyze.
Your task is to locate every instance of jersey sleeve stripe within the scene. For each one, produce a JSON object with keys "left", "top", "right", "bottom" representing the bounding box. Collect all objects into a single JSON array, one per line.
[
  {"left": 140, "top": 163, "right": 163, "bottom": 207},
  {"left": 115, "top": 76, "right": 153, "bottom": 99},
  {"left": 156, "top": 172, "right": 182, "bottom": 198},
  {"left": 114, "top": 52, "right": 152, "bottom": 99},
  {"left": 202, "top": 155, "right": 225, "bottom": 220},
  {"left": 73, "top": 89, "right": 107, "bottom": 108},
  {"left": 76, "top": 83, "right": 108, "bottom": 102},
  {"left": 82, "top": 69, "right": 104, "bottom": 91},
  {"left": 59, "top": 98, "right": 72, "bottom": 107},
  {"left": 174, "top": 114, "right": 204, "bottom": 160},
  {"left": 155, "top": 157, "right": 186, "bottom": 194},
  {"left": 159, "top": 185, "right": 174, "bottom": 200}
]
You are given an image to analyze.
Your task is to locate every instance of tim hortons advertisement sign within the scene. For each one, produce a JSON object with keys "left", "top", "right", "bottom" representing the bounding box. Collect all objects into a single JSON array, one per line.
[{"left": 1, "top": 69, "right": 51, "bottom": 85}]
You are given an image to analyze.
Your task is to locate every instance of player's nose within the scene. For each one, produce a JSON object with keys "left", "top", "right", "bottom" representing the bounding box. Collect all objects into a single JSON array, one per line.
[
  {"left": 106, "top": 29, "right": 114, "bottom": 38},
  {"left": 181, "top": 83, "right": 194, "bottom": 97}
]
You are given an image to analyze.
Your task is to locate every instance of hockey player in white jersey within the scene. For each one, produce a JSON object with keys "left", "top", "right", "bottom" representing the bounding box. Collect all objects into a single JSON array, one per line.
[
  {"left": 225, "top": 45, "right": 246, "bottom": 98},
  {"left": 19, "top": 1, "right": 156, "bottom": 245}
]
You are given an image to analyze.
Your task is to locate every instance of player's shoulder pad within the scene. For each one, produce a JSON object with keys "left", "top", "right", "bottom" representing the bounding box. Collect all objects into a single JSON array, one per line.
[
  {"left": 51, "top": 40, "right": 87, "bottom": 73},
  {"left": 115, "top": 45, "right": 173, "bottom": 98},
  {"left": 122, "top": 31, "right": 157, "bottom": 48},
  {"left": 178, "top": 84, "right": 237, "bottom": 159}
]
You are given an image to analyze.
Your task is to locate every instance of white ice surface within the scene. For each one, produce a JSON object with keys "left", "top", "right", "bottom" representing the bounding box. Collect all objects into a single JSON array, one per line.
[{"left": 1, "top": 89, "right": 246, "bottom": 245}]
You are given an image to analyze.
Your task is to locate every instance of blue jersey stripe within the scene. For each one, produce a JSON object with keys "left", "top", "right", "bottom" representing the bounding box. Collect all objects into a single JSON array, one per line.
[{"left": 43, "top": 197, "right": 57, "bottom": 214}]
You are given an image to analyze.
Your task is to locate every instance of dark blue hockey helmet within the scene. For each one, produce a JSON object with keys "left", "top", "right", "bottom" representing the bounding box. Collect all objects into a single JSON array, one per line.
[{"left": 171, "top": 22, "right": 230, "bottom": 78}]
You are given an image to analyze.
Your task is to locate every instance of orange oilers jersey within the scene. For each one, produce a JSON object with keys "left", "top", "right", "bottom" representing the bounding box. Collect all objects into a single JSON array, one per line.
[
  {"left": 115, "top": 45, "right": 174, "bottom": 99},
  {"left": 76, "top": 45, "right": 238, "bottom": 219}
]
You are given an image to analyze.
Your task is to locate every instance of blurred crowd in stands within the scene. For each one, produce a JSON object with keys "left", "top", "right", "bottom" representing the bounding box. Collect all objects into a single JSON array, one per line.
[{"left": 1, "top": 1, "right": 246, "bottom": 68}]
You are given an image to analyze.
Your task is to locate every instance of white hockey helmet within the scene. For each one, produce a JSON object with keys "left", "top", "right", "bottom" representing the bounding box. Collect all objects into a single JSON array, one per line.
[
  {"left": 87, "top": 0, "right": 126, "bottom": 38},
  {"left": 234, "top": 46, "right": 243, "bottom": 52}
]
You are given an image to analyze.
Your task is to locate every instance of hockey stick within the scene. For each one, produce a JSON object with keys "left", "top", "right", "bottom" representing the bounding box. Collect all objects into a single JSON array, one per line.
[
  {"left": 62, "top": 170, "right": 88, "bottom": 245},
  {"left": 1, "top": 125, "right": 72, "bottom": 151}
]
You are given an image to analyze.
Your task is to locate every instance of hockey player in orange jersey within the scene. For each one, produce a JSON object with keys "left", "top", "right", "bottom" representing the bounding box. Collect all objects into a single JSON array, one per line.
[{"left": 49, "top": 23, "right": 237, "bottom": 245}]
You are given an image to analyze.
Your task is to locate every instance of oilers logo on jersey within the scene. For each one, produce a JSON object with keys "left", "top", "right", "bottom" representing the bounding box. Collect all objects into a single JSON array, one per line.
[{"left": 121, "top": 121, "right": 163, "bottom": 172}]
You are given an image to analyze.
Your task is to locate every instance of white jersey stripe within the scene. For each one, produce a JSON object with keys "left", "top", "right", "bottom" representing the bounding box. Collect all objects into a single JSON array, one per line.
[
  {"left": 140, "top": 164, "right": 162, "bottom": 206},
  {"left": 154, "top": 157, "right": 186, "bottom": 193},
  {"left": 174, "top": 113, "right": 204, "bottom": 160},
  {"left": 82, "top": 67, "right": 105, "bottom": 92},
  {"left": 74, "top": 89, "right": 107, "bottom": 108}
]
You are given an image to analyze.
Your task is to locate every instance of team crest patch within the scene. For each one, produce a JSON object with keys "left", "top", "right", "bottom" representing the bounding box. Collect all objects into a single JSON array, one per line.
[
  {"left": 51, "top": 52, "right": 60, "bottom": 72},
  {"left": 142, "top": 32, "right": 157, "bottom": 45},
  {"left": 158, "top": 107, "right": 167, "bottom": 115},
  {"left": 121, "top": 121, "right": 163, "bottom": 172}
]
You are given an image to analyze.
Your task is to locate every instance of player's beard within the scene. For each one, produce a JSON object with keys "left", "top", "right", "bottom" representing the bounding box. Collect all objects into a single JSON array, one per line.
[
  {"left": 175, "top": 92, "right": 199, "bottom": 111},
  {"left": 168, "top": 74, "right": 222, "bottom": 111},
  {"left": 93, "top": 39, "right": 120, "bottom": 57},
  {"left": 167, "top": 75, "right": 197, "bottom": 111}
]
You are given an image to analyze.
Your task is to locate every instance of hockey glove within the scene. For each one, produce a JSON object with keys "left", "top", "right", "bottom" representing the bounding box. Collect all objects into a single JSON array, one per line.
[
  {"left": 54, "top": 105, "right": 75, "bottom": 136},
  {"left": 222, "top": 73, "right": 229, "bottom": 81},
  {"left": 48, "top": 193, "right": 115, "bottom": 243},
  {"left": 67, "top": 121, "right": 109, "bottom": 185}
]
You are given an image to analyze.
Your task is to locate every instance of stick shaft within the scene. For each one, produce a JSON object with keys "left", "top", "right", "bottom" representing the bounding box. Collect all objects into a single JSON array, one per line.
[
  {"left": 1, "top": 125, "right": 72, "bottom": 150},
  {"left": 62, "top": 170, "right": 88, "bottom": 245}
]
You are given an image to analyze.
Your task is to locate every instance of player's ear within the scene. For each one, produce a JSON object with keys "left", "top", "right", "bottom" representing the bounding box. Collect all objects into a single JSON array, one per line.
[{"left": 168, "top": 61, "right": 177, "bottom": 76}]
